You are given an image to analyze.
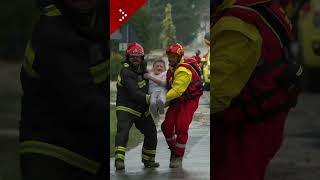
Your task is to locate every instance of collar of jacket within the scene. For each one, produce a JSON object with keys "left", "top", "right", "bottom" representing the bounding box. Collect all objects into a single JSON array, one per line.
[
  {"left": 43, "top": 4, "right": 105, "bottom": 41},
  {"left": 170, "top": 59, "right": 185, "bottom": 72},
  {"left": 213, "top": 0, "right": 236, "bottom": 18},
  {"left": 43, "top": 4, "right": 62, "bottom": 16},
  {"left": 215, "top": 0, "right": 273, "bottom": 14},
  {"left": 48, "top": 1, "right": 96, "bottom": 26},
  {"left": 124, "top": 61, "right": 145, "bottom": 75},
  {"left": 212, "top": 0, "right": 272, "bottom": 26}
]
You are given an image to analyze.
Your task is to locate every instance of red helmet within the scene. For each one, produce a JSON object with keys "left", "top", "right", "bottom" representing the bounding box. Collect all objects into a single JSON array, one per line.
[
  {"left": 126, "top": 42, "right": 144, "bottom": 57},
  {"left": 166, "top": 43, "right": 184, "bottom": 57}
]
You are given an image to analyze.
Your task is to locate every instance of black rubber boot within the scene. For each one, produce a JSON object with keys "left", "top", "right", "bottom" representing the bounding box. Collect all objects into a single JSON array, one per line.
[
  {"left": 170, "top": 148, "right": 176, "bottom": 162},
  {"left": 143, "top": 160, "right": 160, "bottom": 168},
  {"left": 115, "top": 159, "right": 125, "bottom": 170},
  {"left": 169, "top": 156, "right": 183, "bottom": 168}
]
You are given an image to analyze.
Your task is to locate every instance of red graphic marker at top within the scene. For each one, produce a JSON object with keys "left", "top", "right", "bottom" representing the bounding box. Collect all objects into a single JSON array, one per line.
[{"left": 110, "top": 0, "right": 148, "bottom": 36}]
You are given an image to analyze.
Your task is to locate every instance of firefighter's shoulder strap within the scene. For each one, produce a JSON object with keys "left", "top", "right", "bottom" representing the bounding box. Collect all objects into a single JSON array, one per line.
[
  {"left": 230, "top": 3, "right": 291, "bottom": 47},
  {"left": 249, "top": 4, "right": 290, "bottom": 47},
  {"left": 179, "top": 62, "right": 202, "bottom": 81},
  {"left": 188, "top": 62, "right": 202, "bottom": 79}
]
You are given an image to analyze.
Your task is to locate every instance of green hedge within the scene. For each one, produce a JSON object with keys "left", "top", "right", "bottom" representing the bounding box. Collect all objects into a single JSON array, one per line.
[{"left": 110, "top": 53, "right": 124, "bottom": 81}]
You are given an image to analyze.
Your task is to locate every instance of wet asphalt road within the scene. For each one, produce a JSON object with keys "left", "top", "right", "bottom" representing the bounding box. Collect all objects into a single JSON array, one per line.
[
  {"left": 265, "top": 93, "right": 320, "bottom": 180},
  {"left": 110, "top": 91, "right": 210, "bottom": 180}
]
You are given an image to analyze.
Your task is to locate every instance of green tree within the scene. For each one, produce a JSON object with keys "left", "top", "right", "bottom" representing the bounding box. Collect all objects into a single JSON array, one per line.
[
  {"left": 110, "top": 53, "right": 123, "bottom": 81},
  {"left": 128, "top": 7, "right": 152, "bottom": 53},
  {"left": 148, "top": 0, "right": 209, "bottom": 47},
  {"left": 113, "top": 0, "right": 209, "bottom": 52},
  {"left": 160, "top": 3, "right": 176, "bottom": 48}
]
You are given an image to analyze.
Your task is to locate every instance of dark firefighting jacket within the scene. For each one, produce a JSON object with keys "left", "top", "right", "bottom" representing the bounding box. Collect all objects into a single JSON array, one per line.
[
  {"left": 116, "top": 62, "right": 150, "bottom": 117},
  {"left": 19, "top": 4, "right": 107, "bottom": 174}
]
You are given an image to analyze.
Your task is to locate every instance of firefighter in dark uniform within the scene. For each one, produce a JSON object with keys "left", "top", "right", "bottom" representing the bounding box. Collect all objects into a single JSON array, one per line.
[
  {"left": 114, "top": 42, "right": 159, "bottom": 170},
  {"left": 19, "top": 0, "right": 107, "bottom": 179}
]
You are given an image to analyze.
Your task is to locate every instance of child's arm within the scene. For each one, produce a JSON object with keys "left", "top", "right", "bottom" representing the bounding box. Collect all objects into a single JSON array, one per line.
[{"left": 144, "top": 73, "right": 167, "bottom": 87}]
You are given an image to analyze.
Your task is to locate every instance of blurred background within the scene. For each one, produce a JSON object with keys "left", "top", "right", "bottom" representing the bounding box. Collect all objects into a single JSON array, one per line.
[
  {"left": 0, "top": 1, "right": 38, "bottom": 180},
  {"left": 267, "top": 1, "right": 320, "bottom": 179},
  {"left": 291, "top": 0, "right": 320, "bottom": 91},
  {"left": 109, "top": 0, "right": 210, "bottom": 157}
]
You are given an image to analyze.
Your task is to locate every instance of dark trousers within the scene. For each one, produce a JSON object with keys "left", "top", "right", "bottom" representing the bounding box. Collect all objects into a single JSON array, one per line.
[
  {"left": 115, "top": 111, "right": 157, "bottom": 159},
  {"left": 20, "top": 154, "right": 105, "bottom": 180}
]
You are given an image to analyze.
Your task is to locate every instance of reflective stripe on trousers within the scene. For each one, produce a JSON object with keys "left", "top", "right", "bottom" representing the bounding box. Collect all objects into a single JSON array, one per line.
[
  {"left": 176, "top": 143, "right": 186, "bottom": 148},
  {"left": 115, "top": 146, "right": 126, "bottom": 160},
  {"left": 142, "top": 148, "right": 156, "bottom": 162},
  {"left": 20, "top": 140, "right": 100, "bottom": 174},
  {"left": 166, "top": 135, "right": 176, "bottom": 141},
  {"left": 116, "top": 106, "right": 150, "bottom": 118}
]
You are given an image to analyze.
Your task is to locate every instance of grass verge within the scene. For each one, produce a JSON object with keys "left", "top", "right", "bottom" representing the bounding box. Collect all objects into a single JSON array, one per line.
[
  {"left": 110, "top": 107, "right": 144, "bottom": 157},
  {"left": 0, "top": 137, "right": 20, "bottom": 180}
]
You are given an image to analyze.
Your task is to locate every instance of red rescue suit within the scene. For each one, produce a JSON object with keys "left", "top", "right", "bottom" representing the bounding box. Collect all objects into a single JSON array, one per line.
[
  {"left": 162, "top": 58, "right": 203, "bottom": 156},
  {"left": 212, "top": 0, "right": 300, "bottom": 180}
]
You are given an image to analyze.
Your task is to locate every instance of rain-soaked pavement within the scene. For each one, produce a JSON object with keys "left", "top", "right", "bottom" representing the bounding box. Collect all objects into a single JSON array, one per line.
[
  {"left": 110, "top": 91, "right": 210, "bottom": 180},
  {"left": 265, "top": 93, "right": 320, "bottom": 180}
]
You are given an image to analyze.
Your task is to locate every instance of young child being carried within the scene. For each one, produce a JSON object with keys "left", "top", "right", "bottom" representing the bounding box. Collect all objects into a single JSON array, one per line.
[{"left": 144, "top": 59, "right": 167, "bottom": 120}]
